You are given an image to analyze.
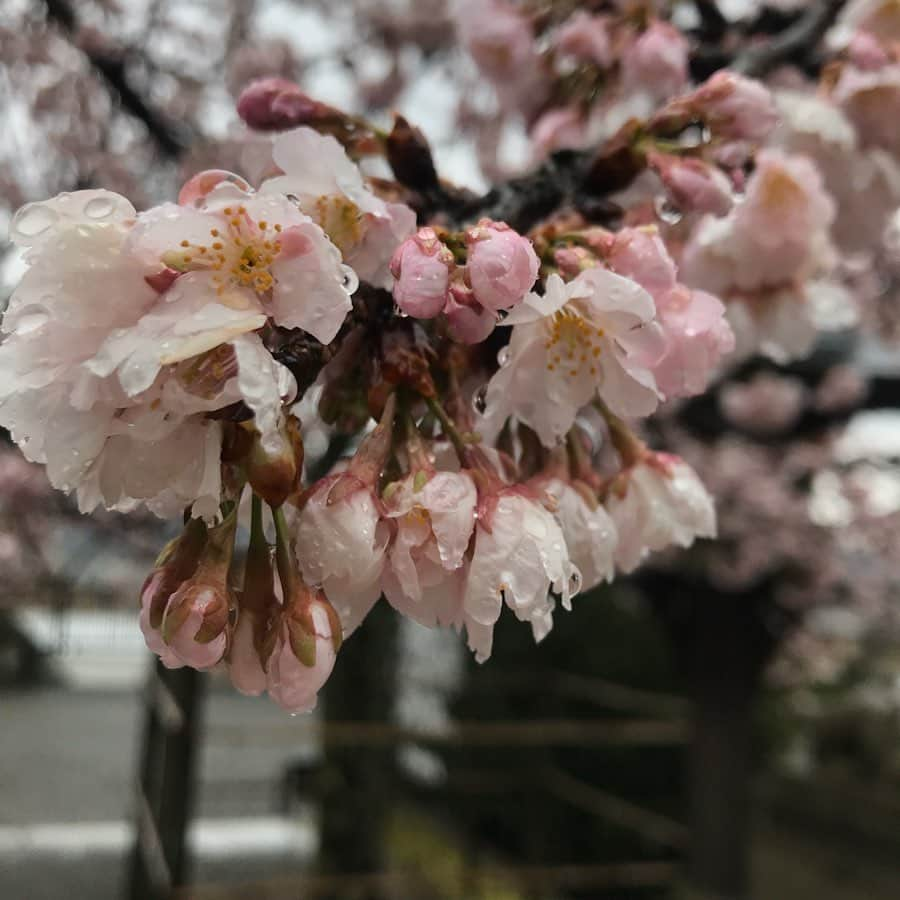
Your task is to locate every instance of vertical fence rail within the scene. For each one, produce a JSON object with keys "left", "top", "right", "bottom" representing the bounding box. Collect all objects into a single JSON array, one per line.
[{"left": 127, "top": 661, "right": 205, "bottom": 900}]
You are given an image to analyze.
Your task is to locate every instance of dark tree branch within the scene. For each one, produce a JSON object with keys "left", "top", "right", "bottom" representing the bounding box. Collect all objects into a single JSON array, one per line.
[
  {"left": 41, "top": 0, "right": 190, "bottom": 158},
  {"left": 732, "top": 0, "right": 847, "bottom": 78}
]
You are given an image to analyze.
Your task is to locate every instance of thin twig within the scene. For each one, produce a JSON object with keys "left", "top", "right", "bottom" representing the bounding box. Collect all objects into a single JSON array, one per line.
[{"left": 732, "top": 0, "right": 847, "bottom": 78}]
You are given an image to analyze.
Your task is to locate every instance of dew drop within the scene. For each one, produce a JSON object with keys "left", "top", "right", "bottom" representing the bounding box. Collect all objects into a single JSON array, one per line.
[
  {"left": 393, "top": 304, "right": 409, "bottom": 318},
  {"left": 568, "top": 568, "right": 583, "bottom": 598},
  {"left": 12, "top": 203, "right": 59, "bottom": 239},
  {"left": 341, "top": 265, "right": 359, "bottom": 294},
  {"left": 497, "top": 346, "right": 511, "bottom": 368},
  {"left": 84, "top": 196, "right": 116, "bottom": 220},
  {"left": 654, "top": 195, "right": 683, "bottom": 225},
  {"left": 471, "top": 385, "right": 488, "bottom": 415},
  {"left": 16, "top": 312, "right": 49, "bottom": 334},
  {"left": 677, "top": 123, "right": 711, "bottom": 149}
]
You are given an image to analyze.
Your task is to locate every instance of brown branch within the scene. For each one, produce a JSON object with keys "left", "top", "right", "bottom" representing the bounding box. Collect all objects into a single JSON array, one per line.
[
  {"left": 732, "top": 0, "right": 847, "bottom": 78},
  {"left": 41, "top": 0, "right": 190, "bottom": 158}
]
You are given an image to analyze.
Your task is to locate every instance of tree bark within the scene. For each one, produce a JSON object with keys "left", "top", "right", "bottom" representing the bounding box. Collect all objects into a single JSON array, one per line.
[
  {"left": 317, "top": 601, "right": 399, "bottom": 897},
  {"left": 686, "top": 596, "right": 761, "bottom": 900}
]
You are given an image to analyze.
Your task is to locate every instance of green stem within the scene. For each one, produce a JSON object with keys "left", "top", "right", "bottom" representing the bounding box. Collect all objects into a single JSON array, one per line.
[
  {"left": 595, "top": 399, "right": 647, "bottom": 467},
  {"left": 424, "top": 395, "right": 469, "bottom": 464},
  {"left": 250, "top": 493, "right": 264, "bottom": 547},
  {"left": 271, "top": 504, "right": 297, "bottom": 598}
]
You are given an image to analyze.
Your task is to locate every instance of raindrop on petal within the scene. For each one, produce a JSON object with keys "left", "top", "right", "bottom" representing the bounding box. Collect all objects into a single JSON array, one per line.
[
  {"left": 84, "top": 196, "right": 116, "bottom": 220},
  {"left": 12, "top": 203, "right": 59, "bottom": 239},
  {"left": 471, "top": 385, "right": 488, "bottom": 415}
]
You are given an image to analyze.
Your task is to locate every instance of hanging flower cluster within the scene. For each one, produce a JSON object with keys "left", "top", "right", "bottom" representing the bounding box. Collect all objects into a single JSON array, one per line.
[{"left": 14, "top": 12, "right": 879, "bottom": 712}]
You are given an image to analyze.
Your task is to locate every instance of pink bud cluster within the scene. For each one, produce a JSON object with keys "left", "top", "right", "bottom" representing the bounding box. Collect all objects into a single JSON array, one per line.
[{"left": 390, "top": 220, "right": 540, "bottom": 342}]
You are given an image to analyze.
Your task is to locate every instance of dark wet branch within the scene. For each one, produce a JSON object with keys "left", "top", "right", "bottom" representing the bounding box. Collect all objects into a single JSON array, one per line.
[
  {"left": 732, "top": 0, "right": 847, "bottom": 78},
  {"left": 41, "top": 0, "right": 190, "bottom": 158}
]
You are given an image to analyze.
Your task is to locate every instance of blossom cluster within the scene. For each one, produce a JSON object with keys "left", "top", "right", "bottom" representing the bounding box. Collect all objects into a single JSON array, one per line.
[{"left": 9, "top": 0, "right": 890, "bottom": 712}]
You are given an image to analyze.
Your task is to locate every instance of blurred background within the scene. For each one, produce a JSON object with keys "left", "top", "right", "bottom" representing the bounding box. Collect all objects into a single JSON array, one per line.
[{"left": 3, "top": 1, "right": 900, "bottom": 898}]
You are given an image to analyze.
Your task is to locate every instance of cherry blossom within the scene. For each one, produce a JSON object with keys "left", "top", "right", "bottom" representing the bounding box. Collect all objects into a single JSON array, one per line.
[
  {"left": 381, "top": 470, "right": 478, "bottom": 633},
  {"left": 261, "top": 127, "right": 416, "bottom": 289},
  {"left": 606, "top": 453, "right": 717, "bottom": 574},
  {"left": 480, "top": 269, "right": 664, "bottom": 447},
  {"left": 463, "top": 489, "right": 579, "bottom": 662}
]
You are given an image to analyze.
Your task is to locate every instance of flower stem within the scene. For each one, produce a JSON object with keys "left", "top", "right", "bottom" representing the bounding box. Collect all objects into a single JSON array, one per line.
[
  {"left": 424, "top": 394, "right": 469, "bottom": 464},
  {"left": 271, "top": 504, "right": 297, "bottom": 598},
  {"left": 595, "top": 399, "right": 647, "bottom": 467}
]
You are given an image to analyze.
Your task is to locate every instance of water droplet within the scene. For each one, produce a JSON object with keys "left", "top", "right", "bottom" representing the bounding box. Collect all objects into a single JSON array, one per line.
[
  {"left": 676, "top": 123, "right": 711, "bottom": 149},
  {"left": 84, "top": 196, "right": 116, "bottom": 220},
  {"left": 16, "top": 312, "right": 49, "bottom": 334},
  {"left": 12, "top": 203, "right": 59, "bottom": 239},
  {"left": 393, "top": 304, "right": 409, "bottom": 318},
  {"left": 568, "top": 568, "right": 583, "bottom": 598},
  {"left": 497, "top": 346, "right": 511, "bottom": 368},
  {"left": 341, "top": 265, "right": 359, "bottom": 294},
  {"left": 654, "top": 195, "right": 683, "bottom": 225},
  {"left": 471, "top": 385, "right": 488, "bottom": 415}
]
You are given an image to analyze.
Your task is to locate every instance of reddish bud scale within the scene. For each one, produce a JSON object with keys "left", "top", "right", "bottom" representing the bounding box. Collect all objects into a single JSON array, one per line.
[
  {"left": 141, "top": 518, "right": 208, "bottom": 630},
  {"left": 246, "top": 425, "right": 302, "bottom": 508}
]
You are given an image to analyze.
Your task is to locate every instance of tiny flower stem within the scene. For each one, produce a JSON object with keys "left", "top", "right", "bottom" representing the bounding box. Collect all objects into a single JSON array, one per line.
[
  {"left": 271, "top": 504, "right": 297, "bottom": 598},
  {"left": 250, "top": 492, "right": 264, "bottom": 547},
  {"left": 595, "top": 399, "right": 647, "bottom": 468},
  {"left": 424, "top": 395, "right": 469, "bottom": 464}
]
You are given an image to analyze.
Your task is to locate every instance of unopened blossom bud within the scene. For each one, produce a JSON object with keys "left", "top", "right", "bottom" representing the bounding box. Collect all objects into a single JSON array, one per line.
[
  {"left": 553, "top": 246, "right": 598, "bottom": 279},
  {"left": 444, "top": 284, "right": 497, "bottom": 344},
  {"left": 622, "top": 21, "right": 689, "bottom": 98},
  {"left": 465, "top": 219, "right": 539, "bottom": 312},
  {"left": 237, "top": 78, "right": 333, "bottom": 131},
  {"left": 554, "top": 11, "right": 612, "bottom": 66},
  {"left": 531, "top": 106, "right": 587, "bottom": 156},
  {"left": 847, "top": 31, "right": 890, "bottom": 70},
  {"left": 390, "top": 227, "right": 455, "bottom": 318},
  {"left": 265, "top": 587, "right": 341, "bottom": 714},
  {"left": 649, "top": 153, "right": 733, "bottom": 216},
  {"left": 246, "top": 421, "right": 302, "bottom": 509},
  {"left": 385, "top": 114, "right": 440, "bottom": 193},
  {"left": 139, "top": 519, "right": 207, "bottom": 667},
  {"left": 690, "top": 71, "right": 779, "bottom": 144},
  {"left": 605, "top": 226, "right": 678, "bottom": 299},
  {"left": 160, "top": 513, "right": 238, "bottom": 670}
]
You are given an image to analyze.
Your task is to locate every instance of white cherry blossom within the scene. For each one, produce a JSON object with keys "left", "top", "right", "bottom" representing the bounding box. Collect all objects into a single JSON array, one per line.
[{"left": 480, "top": 269, "right": 664, "bottom": 447}]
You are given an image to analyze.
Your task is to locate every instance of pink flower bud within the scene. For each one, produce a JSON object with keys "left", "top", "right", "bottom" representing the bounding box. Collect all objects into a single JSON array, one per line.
[
  {"left": 158, "top": 514, "right": 237, "bottom": 671},
  {"left": 554, "top": 12, "right": 612, "bottom": 66},
  {"left": 847, "top": 32, "right": 890, "bottom": 70},
  {"left": 265, "top": 589, "right": 341, "bottom": 713},
  {"left": 229, "top": 608, "right": 270, "bottom": 695},
  {"left": 649, "top": 153, "right": 733, "bottom": 216},
  {"left": 605, "top": 226, "right": 678, "bottom": 300},
  {"left": 553, "top": 246, "right": 597, "bottom": 279},
  {"left": 139, "top": 571, "right": 185, "bottom": 670},
  {"left": 531, "top": 106, "right": 587, "bottom": 156},
  {"left": 139, "top": 520, "right": 207, "bottom": 668},
  {"left": 236, "top": 78, "right": 325, "bottom": 131},
  {"left": 465, "top": 219, "right": 539, "bottom": 312},
  {"left": 690, "top": 71, "right": 779, "bottom": 144},
  {"left": 390, "top": 227, "right": 455, "bottom": 318},
  {"left": 622, "top": 21, "right": 689, "bottom": 98},
  {"left": 161, "top": 577, "right": 231, "bottom": 670},
  {"left": 445, "top": 284, "right": 497, "bottom": 344}
]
